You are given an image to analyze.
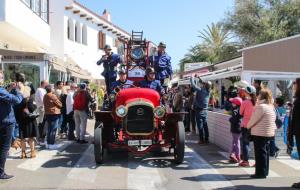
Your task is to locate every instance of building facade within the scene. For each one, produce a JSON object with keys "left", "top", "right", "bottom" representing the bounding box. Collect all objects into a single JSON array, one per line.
[{"left": 0, "top": 0, "right": 131, "bottom": 86}]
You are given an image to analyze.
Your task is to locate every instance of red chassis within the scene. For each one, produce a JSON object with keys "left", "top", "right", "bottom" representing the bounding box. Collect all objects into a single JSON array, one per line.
[{"left": 93, "top": 31, "right": 185, "bottom": 164}]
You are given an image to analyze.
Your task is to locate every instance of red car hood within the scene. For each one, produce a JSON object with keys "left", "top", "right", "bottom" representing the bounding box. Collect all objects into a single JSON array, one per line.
[{"left": 116, "top": 88, "right": 160, "bottom": 107}]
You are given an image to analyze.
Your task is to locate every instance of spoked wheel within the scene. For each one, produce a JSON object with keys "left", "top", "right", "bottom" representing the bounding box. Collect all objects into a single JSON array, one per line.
[
  {"left": 174, "top": 121, "right": 185, "bottom": 164},
  {"left": 94, "top": 122, "right": 104, "bottom": 164}
]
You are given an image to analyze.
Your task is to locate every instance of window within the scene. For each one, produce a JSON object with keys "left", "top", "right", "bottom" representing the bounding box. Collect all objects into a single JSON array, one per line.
[
  {"left": 67, "top": 18, "right": 74, "bottom": 40},
  {"left": 41, "top": 0, "right": 48, "bottom": 22},
  {"left": 98, "top": 31, "right": 106, "bottom": 49},
  {"left": 20, "top": 0, "right": 49, "bottom": 23},
  {"left": 82, "top": 25, "right": 87, "bottom": 45},
  {"left": 75, "top": 22, "right": 82, "bottom": 43}
]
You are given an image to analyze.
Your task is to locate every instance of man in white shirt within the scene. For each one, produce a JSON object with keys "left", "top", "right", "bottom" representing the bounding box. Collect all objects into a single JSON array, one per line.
[
  {"left": 66, "top": 83, "right": 77, "bottom": 140},
  {"left": 35, "top": 80, "right": 48, "bottom": 144}
]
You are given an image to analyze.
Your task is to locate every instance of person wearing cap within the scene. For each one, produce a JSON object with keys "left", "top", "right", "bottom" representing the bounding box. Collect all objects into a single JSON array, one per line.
[
  {"left": 139, "top": 67, "right": 165, "bottom": 95},
  {"left": 149, "top": 42, "right": 173, "bottom": 88},
  {"left": 228, "top": 97, "right": 243, "bottom": 163},
  {"left": 190, "top": 76, "right": 211, "bottom": 144},
  {"left": 96, "top": 44, "right": 122, "bottom": 93},
  {"left": 239, "top": 84, "right": 257, "bottom": 167},
  {"left": 110, "top": 69, "right": 134, "bottom": 92}
]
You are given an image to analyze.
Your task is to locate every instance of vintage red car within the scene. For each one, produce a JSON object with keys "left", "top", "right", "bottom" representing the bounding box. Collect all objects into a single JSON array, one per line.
[{"left": 94, "top": 31, "right": 185, "bottom": 164}]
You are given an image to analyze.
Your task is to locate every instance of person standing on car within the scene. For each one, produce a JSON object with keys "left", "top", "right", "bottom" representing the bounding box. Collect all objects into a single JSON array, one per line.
[
  {"left": 96, "top": 45, "right": 122, "bottom": 94},
  {"left": 73, "top": 83, "right": 92, "bottom": 144},
  {"left": 139, "top": 67, "right": 165, "bottom": 95},
  {"left": 0, "top": 70, "right": 23, "bottom": 179},
  {"left": 150, "top": 42, "right": 172, "bottom": 88},
  {"left": 190, "top": 76, "right": 211, "bottom": 144}
]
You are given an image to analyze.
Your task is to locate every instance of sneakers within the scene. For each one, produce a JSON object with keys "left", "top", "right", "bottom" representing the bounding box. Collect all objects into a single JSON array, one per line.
[
  {"left": 239, "top": 161, "right": 250, "bottom": 167},
  {"left": 274, "top": 150, "right": 280, "bottom": 158},
  {"left": 0, "top": 173, "right": 14, "bottom": 180}
]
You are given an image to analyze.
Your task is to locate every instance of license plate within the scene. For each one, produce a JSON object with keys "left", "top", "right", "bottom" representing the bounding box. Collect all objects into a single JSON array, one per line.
[
  {"left": 128, "top": 140, "right": 139, "bottom": 146},
  {"left": 140, "top": 140, "right": 152, "bottom": 146}
]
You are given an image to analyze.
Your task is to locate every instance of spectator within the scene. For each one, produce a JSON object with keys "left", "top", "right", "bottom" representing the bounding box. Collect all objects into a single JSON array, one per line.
[
  {"left": 43, "top": 85, "right": 62, "bottom": 149},
  {"left": 35, "top": 80, "right": 48, "bottom": 145},
  {"left": 74, "top": 83, "right": 92, "bottom": 144},
  {"left": 66, "top": 83, "right": 77, "bottom": 140},
  {"left": 239, "top": 85, "right": 257, "bottom": 167},
  {"left": 55, "top": 81, "right": 64, "bottom": 135},
  {"left": 288, "top": 78, "right": 300, "bottom": 188},
  {"left": 228, "top": 97, "right": 243, "bottom": 163},
  {"left": 0, "top": 70, "right": 23, "bottom": 179},
  {"left": 18, "top": 89, "right": 39, "bottom": 159},
  {"left": 247, "top": 89, "right": 276, "bottom": 179},
  {"left": 59, "top": 85, "right": 70, "bottom": 138},
  {"left": 270, "top": 97, "right": 286, "bottom": 158},
  {"left": 190, "top": 76, "right": 211, "bottom": 144},
  {"left": 184, "top": 86, "right": 193, "bottom": 132}
]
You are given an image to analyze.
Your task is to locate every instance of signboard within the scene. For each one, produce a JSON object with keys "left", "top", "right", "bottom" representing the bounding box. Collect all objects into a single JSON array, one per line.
[
  {"left": 128, "top": 68, "right": 145, "bottom": 78},
  {"left": 184, "top": 62, "right": 210, "bottom": 72}
]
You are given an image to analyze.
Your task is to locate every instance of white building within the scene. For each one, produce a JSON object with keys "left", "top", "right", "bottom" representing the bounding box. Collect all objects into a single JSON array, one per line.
[
  {"left": 49, "top": 0, "right": 131, "bottom": 83},
  {"left": 0, "top": 0, "right": 131, "bottom": 86},
  {"left": 0, "top": 0, "right": 51, "bottom": 88}
]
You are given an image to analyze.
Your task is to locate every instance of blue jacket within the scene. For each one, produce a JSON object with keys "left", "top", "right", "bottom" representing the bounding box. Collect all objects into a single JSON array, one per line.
[
  {"left": 0, "top": 87, "right": 23, "bottom": 127},
  {"left": 97, "top": 53, "right": 121, "bottom": 79},
  {"left": 150, "top": 52, "right": 173, "bottom": 80},
  {"left": 110, "top": 79, "right": 134, "bottom": 92},
  {"left": 190, "top": 78, "right": 210, "bottom": 110},
  {"left": 139, "top": 79, "right": 164, "bottom": 95}
]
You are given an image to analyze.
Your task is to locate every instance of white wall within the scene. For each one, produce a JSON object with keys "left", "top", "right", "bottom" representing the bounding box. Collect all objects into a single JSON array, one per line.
[{"left": 3, "top": 0, "right": 50, "bottom": 48}]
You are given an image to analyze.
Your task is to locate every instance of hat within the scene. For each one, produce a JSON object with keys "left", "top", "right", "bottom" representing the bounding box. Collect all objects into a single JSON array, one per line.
[
  {"left": 80, "top": 83, "right": 86, "bottom": 90},
  {"left": 146, "top": 67, "right": 155, "bottom": 75},
  {"left": 158, "top": 42, "right": 166, "bottom": 48},
  {"left": 118, "top": 68, "right": 127, "bottom": 75},
  {"left": 245, "top": 85, "right": 256, "bottom": 95},
  {"left": 104, "top": 45, "right": 112, "bottom": 50},
  {"left": 229, "top": 97, "right": 243, "bottom": 106},
  {"left": 235, "top": 80, "right": 249, "bottom": 89}
]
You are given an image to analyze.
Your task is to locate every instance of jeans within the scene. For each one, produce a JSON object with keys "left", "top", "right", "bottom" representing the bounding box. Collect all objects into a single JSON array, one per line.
[
  {"left": 241, "top": 128, "right": 250, "bottom": 161},
  {"left": 67, "top": 111, "right": 75, "bottom": 139},
  {"left": 195, "top": 109, "right": 209, "bottom": 141},
  {"left": 74, "top": 110, "right": 88, "bottom": 140},
  {"left": 11, "top": 123, "right": 19, "bottom": 141},
  {"left": 105, "top": 77, "right": 116, "bottom": 94},
  {"left": 60, "top": 113, "right": 68, "bottom": 134},
  {"left": 231, "top": 133, "right": 241, "bottom": 158},
  {"left": 269, "top": 138, "right": 280, "bottom": 156},
  {"left": 46, "top": 115, "right": 60, "bottom": 145},
  {"left": 0, "top": 124, "right": 14, "bottom": 176},
  {"left": 253, "top": 136, "right": 271, "bottom": 177}
]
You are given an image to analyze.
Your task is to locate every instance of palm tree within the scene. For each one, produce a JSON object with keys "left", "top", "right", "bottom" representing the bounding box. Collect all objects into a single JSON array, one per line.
[{"left": 198, "top": 22, "right": 234, "bottom": 63}]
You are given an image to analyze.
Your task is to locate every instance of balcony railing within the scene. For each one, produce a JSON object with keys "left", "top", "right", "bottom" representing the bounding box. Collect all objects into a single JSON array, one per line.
[{"left": 19, "top": 0, "right": 49, "bottom": 23}]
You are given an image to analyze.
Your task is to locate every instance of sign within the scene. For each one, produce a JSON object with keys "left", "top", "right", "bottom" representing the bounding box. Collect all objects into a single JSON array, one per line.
[
  {"left": 128, "top": 68, "right": 145, "bottom": 78},
  {"left": 184, "top": 62, "right": 210, "bottom": 72}
]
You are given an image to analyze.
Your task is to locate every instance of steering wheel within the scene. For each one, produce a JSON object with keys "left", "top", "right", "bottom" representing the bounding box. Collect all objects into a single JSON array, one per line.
[{"left": 112, "top": 83, "right": 137, "bottom": 93}]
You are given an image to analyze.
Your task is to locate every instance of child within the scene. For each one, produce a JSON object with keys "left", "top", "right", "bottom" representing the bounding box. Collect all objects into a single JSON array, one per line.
[{"left": 228, "top": 97, "right": 243, "bottom": 163}]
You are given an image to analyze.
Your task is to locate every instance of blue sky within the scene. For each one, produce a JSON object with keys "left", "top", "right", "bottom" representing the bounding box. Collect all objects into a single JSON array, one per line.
[{"left": 77, "top": 0, "right": 234, "bottom": 69}]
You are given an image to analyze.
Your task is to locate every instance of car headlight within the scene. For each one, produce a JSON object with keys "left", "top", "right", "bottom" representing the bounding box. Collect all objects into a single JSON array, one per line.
[
  {"left": 153, "top": 106, "right": 166, "bottom": 119},
  {"left": 116, "top": 105, "right": 127, "bottom": 117}
]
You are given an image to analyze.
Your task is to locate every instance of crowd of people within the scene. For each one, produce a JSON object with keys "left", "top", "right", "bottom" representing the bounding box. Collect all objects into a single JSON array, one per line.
[
  {"left": 181, "top": 76, "right": 300, "bottom": 186},
  {"left": 0, "top": 70, "right": 98, "bottom": 179}
]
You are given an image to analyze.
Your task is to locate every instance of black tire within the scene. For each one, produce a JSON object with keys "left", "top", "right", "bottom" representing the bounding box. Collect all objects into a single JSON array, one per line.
[
  {"left": 174, "top": 121, "right": 185, "bottom": 164},
  {"left": 94, "top": 122, "right": 104, "bottom": 164}
]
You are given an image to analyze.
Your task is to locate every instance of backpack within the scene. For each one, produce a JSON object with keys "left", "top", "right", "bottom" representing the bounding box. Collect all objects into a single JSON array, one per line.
[{"left": 74, "top": 91, "right": 87, "bottom": 111}]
